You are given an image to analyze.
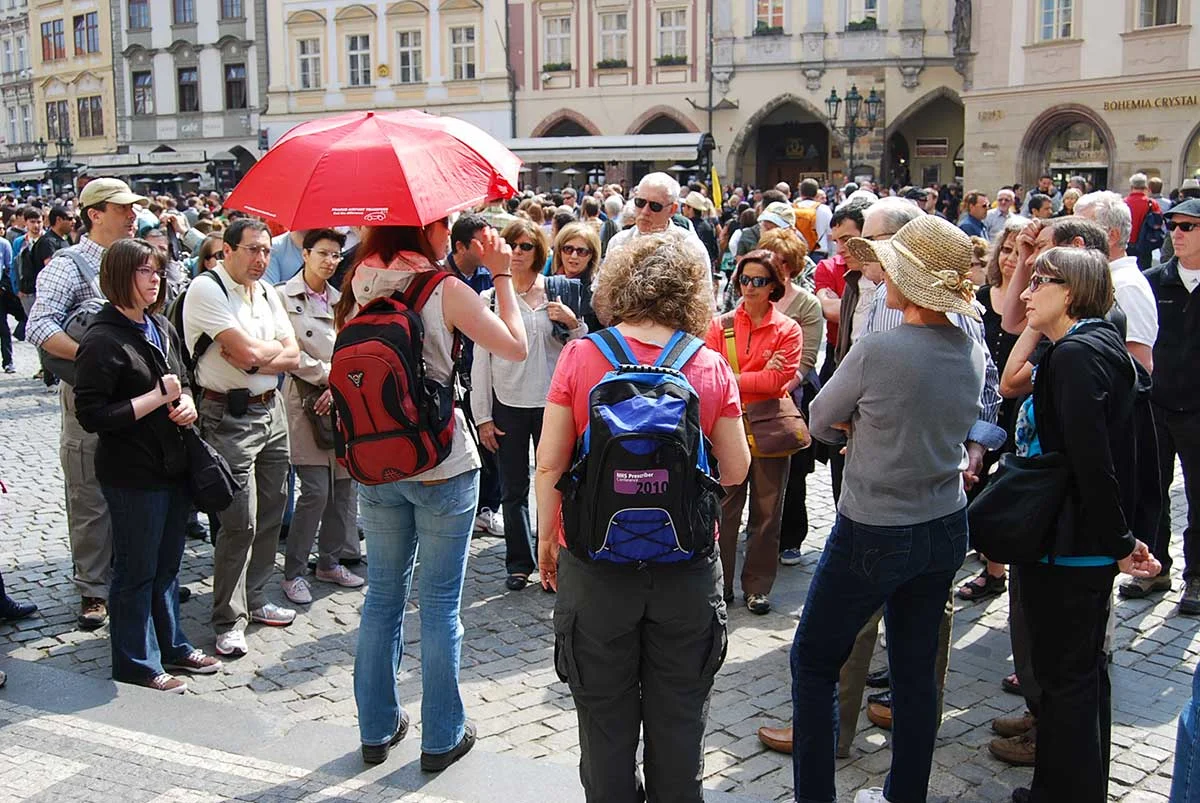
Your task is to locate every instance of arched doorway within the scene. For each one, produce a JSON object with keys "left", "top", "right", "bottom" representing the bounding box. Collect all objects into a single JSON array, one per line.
[
  {"left": 1181, "top": 122, "right": 1200, "bottom": 182},
  {"left": 883, "top": 88, "right": 964, "bottom": 189},
  {"left": 728, "top": 95, "right": 830, "bottom": 188},
  {"left": 637, "top": 114, "right": 689, "bottom": 135},
  {"left": 541, "top": 119, "right": 592, "bottom": 137},
  {"left": 888, "top": 132, "right": 910, "bottom": 186},
  {"left": 1020, "top": 105, "right": 1114, "bottom": 191}
]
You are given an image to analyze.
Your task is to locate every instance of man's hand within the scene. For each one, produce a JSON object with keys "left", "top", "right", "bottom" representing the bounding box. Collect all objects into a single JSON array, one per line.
[
  {"left": 962, "top": 441, "right": 986, "bottom": 491},
  {"left": 1118, "top": 540, "right": 1162, "bottom": 579},
  {"left": 478, "top": 421, "right": 505, "bottom": 453}
]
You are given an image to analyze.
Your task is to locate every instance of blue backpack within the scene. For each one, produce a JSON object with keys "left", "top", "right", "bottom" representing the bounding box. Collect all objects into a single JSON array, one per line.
[{"left": 557, "top": 328, "right": 723, "bottom": 564}]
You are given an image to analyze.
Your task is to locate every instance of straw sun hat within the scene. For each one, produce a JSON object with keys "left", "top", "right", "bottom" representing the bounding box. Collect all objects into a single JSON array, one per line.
[{"left": 845, "top": 215, "right": 980, "bottom": 321}]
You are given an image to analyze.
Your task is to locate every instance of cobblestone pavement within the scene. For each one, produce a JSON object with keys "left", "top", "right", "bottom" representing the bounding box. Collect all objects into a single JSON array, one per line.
[{"left": 0, "top": 340, "right": 1193, "bottom": 802}]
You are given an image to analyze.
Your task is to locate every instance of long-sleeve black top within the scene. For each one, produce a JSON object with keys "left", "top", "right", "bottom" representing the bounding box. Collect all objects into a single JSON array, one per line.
[{"left": 73, "top": 304, "right": 190, "bottom": 489}]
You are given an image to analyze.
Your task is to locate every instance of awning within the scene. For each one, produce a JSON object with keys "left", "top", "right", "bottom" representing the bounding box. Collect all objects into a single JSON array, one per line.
[
  {"left": 111, "top": 163, "right": 209, "bottom": 177},
  {"left": 0, "top": 168, "right": 47, "bottom": 182},
  {"left": 504, "top": 133, "right": 700, "bottom": 164}
]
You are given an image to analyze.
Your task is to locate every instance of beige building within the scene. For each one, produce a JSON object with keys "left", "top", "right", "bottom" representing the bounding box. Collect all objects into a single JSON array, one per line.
[
  {"left": 262, "top": 0, "right": 512, "bottom": 145},
  {"left": 965, "top": 0, "right": 1200, "bottom": 193},
  {"left": 511, "top": 0, "right": 971, "bottom": 190},
  {"left": 31, "top": 0, "right": 118, "bottom": 189}
]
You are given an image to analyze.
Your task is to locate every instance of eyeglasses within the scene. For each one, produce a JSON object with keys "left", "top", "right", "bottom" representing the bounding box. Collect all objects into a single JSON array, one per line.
[
  {"left": 633, "top": 197, "right": 666, "bottom": 213},
  {"left": 560, "top": 245, "right": 593, "bottom": 257},
  {"left": 203, "top": 253, "right": 219, "bottom": 261},
  {"left": 1167, "top": 221, "right": 1199, "bottom": 232},
  {"left": 307, "top": 248, "right": 341, "bottom": 261},
  {"left": 738, "top": 275, "right": 774, "bottom": 288},
  {"left": 135, "top": 266, "right": 166, "bottom": 279},
  {"left": 232, "top": 244, "right": 272, "bottom": 258},
  {"left": 1028, "top": 274, "right": 1067, "bottom": 292},
  {"left": 511, "top": 241, "right": 536, "bottom": 252}
]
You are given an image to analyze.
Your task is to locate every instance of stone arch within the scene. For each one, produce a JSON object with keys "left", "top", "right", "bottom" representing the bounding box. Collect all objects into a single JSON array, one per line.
[
  {"left": 286, "top": 9, "right": 326, "bottom": 24},
  {"left": 883, "top": 85, "right": 964, "bottom": 186},
  {"left": 1178, "top": 118, "right": 1200, "bottom": 183},
  {"left": 625, "top": 106, "right": 699, "bottom": 135},
  {"left": 1019, "top": 103, "right": 1116, "bottom": 187},
  {"left": 334, "top": 3, "right": 377, "bottom": 21},
  {"left": 883, "top": 85, "right": 962, "bottom": 142},
  {"left": 531, "top": 109, "right": 601, "bottom": 137},
  {"left": 229, "top": 145, "right": 258, "bottom": 172},
  {"left": 726, "top": 93, "right": 830, "bottom": 183}
]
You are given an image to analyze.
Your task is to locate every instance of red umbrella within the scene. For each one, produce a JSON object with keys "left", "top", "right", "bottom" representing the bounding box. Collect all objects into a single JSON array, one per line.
[{"left": 225, "top": 110, "right": 521, "bottom": 229}]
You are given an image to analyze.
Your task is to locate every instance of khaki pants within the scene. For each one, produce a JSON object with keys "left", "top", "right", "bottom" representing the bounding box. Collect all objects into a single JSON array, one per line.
[
  {"left": 718, "top": 454, "right": 788, "bottom": 598},
  {"left": 284, "top": 466, "right": 356, "bottom": 580},
  {"left": 836, "top": 592, "right": 954, "bottom": 755},
  {"left": 60, "top": 382, "right": 112, "bottom": 599},
  {"left": 199, "top": 393, "right": 290, "bottom": 635}
]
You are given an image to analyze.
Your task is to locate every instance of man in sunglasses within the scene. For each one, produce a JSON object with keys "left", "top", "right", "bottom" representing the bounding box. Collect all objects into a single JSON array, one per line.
[
  {"left": 1142, "top": 198, "right": 1200, "bottom": 615},
  {"left": 601, "top": 172, "right": 714, "bottom": 306}
]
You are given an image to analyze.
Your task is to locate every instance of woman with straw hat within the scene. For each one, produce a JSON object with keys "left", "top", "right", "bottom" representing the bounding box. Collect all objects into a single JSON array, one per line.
[{"left": 789, "top": 215, "right": 987, "bottom": 803}]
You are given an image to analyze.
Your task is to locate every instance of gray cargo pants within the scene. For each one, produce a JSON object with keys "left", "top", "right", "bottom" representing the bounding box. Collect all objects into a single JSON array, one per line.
[{"left": 60, "top": 382, "right": 112, "bottom": 599}]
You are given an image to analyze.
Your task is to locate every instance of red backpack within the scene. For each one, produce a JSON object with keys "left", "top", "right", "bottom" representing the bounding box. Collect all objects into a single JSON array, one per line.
[{"left": 330, "top": 270, "right": 462, "bottom": 484}]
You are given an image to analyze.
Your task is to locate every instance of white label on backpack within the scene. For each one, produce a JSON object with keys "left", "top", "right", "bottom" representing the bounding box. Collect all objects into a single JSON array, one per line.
[{"left": 613, "top": 469, "right": 669, "bottom": 495}]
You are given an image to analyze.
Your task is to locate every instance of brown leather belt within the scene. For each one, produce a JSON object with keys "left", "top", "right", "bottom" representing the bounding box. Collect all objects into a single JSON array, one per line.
[{"left": 202, "top": 389, "right": 276, "bottom": 406}]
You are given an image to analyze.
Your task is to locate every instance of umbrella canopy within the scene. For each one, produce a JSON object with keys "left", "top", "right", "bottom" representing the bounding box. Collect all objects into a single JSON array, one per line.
[
  {"left": 225, "top": 109, "right": 522, "bottom": 229},
  {"left": 561, "top": 167, "right": 581, "bottom": 176}
]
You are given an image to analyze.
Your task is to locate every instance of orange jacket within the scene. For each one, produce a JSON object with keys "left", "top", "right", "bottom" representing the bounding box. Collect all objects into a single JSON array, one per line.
[{"left": 705, "top": 304, "right": 803, "bottom": 406}]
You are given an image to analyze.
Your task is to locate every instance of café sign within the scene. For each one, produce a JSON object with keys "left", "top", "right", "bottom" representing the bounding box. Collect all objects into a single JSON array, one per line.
[{"left": 1103, "top": 95, "right": 1198, "bottom": 111}]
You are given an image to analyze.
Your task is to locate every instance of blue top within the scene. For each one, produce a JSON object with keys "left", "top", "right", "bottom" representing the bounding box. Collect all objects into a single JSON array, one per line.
[
  {"left": 265, "top": 233, "right": 304, "bottom": 285},
  {"left": 133, "top": 315, "right": 164, "bottom": 355},
  {"left": 959, "top": 216, "right": 986, "bottom": 238},
  {"left": 0, "top": 237, "right": 12, "bottom": 290}
]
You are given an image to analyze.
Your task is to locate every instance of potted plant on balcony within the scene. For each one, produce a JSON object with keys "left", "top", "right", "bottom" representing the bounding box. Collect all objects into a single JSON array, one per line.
[
  {"left": 846, "top": 17, "right": 878, "bottom": 32},
  {"left": 542, "top": 61, "right": 572, "bottom": 72},
  {"left": 596, "top": 58, "right": 628, "bottom": 69},
  {"left": 654, "top": 54, "right": 688, "bottom": 66},
  {"left": 754, "top": 20, "right": 784, "bottom": 36}
]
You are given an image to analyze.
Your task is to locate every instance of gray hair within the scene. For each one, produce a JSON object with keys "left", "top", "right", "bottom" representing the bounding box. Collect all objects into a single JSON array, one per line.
[
  {"left": 619, "top": 199, "right": 638, "bottom": 226},
  {"left": 864, "top": 196, "right": 925, "bottom": 235},
  {"left": 1129, "top": 172, "right": 1149, "bottom": 190},
  {"left": 603, "top": 194, "right": 624, "bottom": 218},
  {"left": 1074, "top": 190, "right": 1132, "bottom": 245},
  {"left": 636, "top": 172, "right": 681, "bottom": 204}
]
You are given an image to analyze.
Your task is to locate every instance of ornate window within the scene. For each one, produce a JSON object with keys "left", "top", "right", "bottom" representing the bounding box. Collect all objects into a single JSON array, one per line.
[
  {"left": 347, "top": 34, "right": 371, "bottom": 86},
  {"left": 177, "top": 67, "right": 198, "bottom": 112},
  {"left": 396, "top": 31, "right": 422, "bottom": 84},
  {"left": 129, "top": 0, "right": 150, "bottom": 29},
  {"left": 225, "top": 63, "right": 247, "bottom": 109},
  {"left": 544, "top": 16, "right": 570, "bottom": 66},
  {"left": 132, "top": 70, "right": 154, "bottom": 115},
  {"left": 1038, "top": 0, "right": 1073, "bottom": 40},
  {"left": 73, "top": 12, "right": 99, "bottom": 56},
  {"left": 599, "top": 12, "right": 627, "bottom": 62},
  {"left": 298, "top": 38, "right": 321, "bottom": 89},
  {"left": 450, "top": 26, "right": 475, "bottom": 80},
  {"left": 40, "top": 20, "right": 64, "bottom": 62},
  {"left": 45, "top": 100, "right": 68, "bottom": 140},
  {"left": 657, "top": 9, "right": 686, "bottom": 60},
  {"left": 77, "top": 96, "right": 103, "bottom": 138}
]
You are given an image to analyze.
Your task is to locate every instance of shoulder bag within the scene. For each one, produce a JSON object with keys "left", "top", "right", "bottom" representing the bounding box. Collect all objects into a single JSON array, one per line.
[
  {"left": 721, "top": 314, "right": 810, "bottom": 459},
  {"left": 966, "top": 451, "right": 1070, "bottom": 564},
  {"left": 153, "top": 375, "right": 239, "bottom": 514},
  {"left": 294, "top": 376, "right": 336, "bottom": 450}
]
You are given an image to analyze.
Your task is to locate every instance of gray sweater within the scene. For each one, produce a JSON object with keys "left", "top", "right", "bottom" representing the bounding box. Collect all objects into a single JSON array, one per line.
[{"left": 810, "top": 323, "right": 985, "bottom": 527}]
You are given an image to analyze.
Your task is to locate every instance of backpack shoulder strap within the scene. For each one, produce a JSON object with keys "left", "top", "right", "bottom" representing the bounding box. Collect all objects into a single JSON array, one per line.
[
  {"left": 589, "top": 328, "right": 638, "bottom": 368},
  {"left": 403, "top": 269, "right": 453, "bottom": 312},
  {"left": 185, "top": 270, "right": 229, "bottom": 364},
  {"left": 721, "top": 316, "right": 740, "bottom": 375},
  {"left": 62, "top": 247, "right": 97, "bottom": 286},
  {"left": 654, "top": 331, "right": 704, "bottom": 371}
]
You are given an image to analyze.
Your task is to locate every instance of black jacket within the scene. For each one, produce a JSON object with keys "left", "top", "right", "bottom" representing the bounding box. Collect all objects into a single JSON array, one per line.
[
  {"left": 1032, "top": 320, "right": 1157, "bottom": 560},
  {"left": 73, "top": 304, "right": 190, "bottom": 489},
  {"left": 1145, "top": 257, "right": 1200, "bottom": 412}
]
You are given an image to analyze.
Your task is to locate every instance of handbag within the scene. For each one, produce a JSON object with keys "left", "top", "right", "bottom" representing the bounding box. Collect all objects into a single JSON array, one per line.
[
  {"left": 182, "top": 425, "right": 239, "bottom": 513},
  {"left": 967, "top": 452, "right": 1070, "bottom": 564},
  {"left": 722, "top": 318, "right": 811, "bottom": 459},
  {"left": 294, "top": 376, "right": 336, "bottom": 450}
]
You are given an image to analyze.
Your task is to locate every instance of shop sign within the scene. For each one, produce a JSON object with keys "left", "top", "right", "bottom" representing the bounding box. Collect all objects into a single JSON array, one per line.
[
  {"left": 977, "top": 110, "right": 1005, "bottom": 121},
  {"left": 1103, "top": 96, "right": 1198, "bottom": 111},
  {"left": 915, "top": 137, "right": 948, "bottom": 158}
]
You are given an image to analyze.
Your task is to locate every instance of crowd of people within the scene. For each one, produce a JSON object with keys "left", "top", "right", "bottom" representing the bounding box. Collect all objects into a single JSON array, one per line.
[{"left": 0, "top": 163, "right": 1196, "bottom": 803}]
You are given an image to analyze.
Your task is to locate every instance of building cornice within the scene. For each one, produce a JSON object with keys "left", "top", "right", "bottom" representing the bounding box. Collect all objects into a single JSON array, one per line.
[{"left": 965, "top": 70, "right": 1200, "bottom": 100}]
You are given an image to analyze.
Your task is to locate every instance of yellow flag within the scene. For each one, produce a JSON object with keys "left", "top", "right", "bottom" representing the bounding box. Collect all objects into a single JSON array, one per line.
[{"left": 711, "top": 167, "right": 723, "bottom": 210}]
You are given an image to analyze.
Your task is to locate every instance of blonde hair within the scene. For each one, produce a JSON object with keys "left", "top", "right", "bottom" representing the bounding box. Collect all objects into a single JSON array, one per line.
[
  {"left": 553, "top": 222, "right": 601, "bottom": 277},
  {"left": 758, "top": 227, "right": 809, "bottom": 279},
  {"left": 593, "top": 232, "right": 712, "bottom": 336}
]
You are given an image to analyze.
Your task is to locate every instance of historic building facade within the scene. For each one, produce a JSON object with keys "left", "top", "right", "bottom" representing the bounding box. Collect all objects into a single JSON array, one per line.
[
  {"left": 261, "top": 0, "right": 512, "bottom": 146},
  {"left": 0, "top": 0, "right": 37, "bottom": 166},
  {"left": 108, "top": 0, "right": 266, "bottom": 188},
  {"left": 964, "top": 0, "right": 1200, "bottom": 192}
]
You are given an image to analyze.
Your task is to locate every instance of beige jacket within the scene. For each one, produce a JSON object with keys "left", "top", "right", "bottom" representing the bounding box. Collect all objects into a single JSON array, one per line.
[{"left": 277, "top": 272, "right": 346, "bottom": 474}]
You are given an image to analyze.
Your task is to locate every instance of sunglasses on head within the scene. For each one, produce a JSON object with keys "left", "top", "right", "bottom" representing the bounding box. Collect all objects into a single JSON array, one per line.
[
  {"left": 511, "top": 241, "right": 536, "bottom": 252},
  {"left": 738, "top": 275, "right": 774, "bottom": 288},
  {"left": 1167, "top": 221, "right": 1199, "bottom": 232},
  {"left": 560, "top": 245, "right": 593, "bottom": 257},
  {"left": 633, "top": 197, "right": 665, "bottom": 213}
]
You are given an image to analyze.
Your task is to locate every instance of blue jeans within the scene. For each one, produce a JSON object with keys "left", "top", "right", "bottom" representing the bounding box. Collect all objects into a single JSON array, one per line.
[
  {"left": 354, "top": 469, "right": 478, "bottom": 754},
  {"left": 1172, "top": 662, "right": 1200, "bottom": 802},
  {"left": 791, "top": 510, "right": 968, "bottom": 803},
  {"left": 101, "top": 483, "right": 194, "bottom": 682}
]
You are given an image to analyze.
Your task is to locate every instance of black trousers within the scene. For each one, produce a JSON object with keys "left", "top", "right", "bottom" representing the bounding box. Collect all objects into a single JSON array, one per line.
[
  {"left": 1152, "top": 403, "right": 1200, "bottom": 580},
  {"left": 0, "top": 288, "right": 23, "bottom": 367},
  {"left": 463, "top": 387, "right": 502, "bottom": 512},
  {"left": 1020, "top": 561, "right": 1116, "bottom": 803},
  {"left": 554, "top": 550, "right": 726, "bottom": 803},
  {"left": 779, "top": 447, "right": 813, "bottom": 550},
  {"left": 492, "top": 399, "right": 542, "bottom": 576}
]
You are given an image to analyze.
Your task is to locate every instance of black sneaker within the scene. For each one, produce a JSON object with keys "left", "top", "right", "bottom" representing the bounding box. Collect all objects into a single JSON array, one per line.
[
  {"left": 421, "top": 721, "right": 476, "bottom": 772},
  {"left": 362, "top": 710, "right": 411, "bottom": 765},
  {"left": 866, "top": 668, "right": 891, "bottom": 688}
]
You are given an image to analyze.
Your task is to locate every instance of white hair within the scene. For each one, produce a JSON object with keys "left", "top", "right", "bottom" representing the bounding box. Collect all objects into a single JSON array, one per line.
[
  {"left": 636, "top": 172, "right": 680, "bottom": 203},
  {"left": 864, "top": 196, "right": 925, "bottom": 234},
  {"left": 997, "top": 188, "right": 1015, "bottom": 200},
  {"left": 619, "top": 199, "right": 638, "bottom": 226},
  {"left": 1129, "top": 172, "right": 1149, "bottom": 190},
  {"left": 1075, "top": 190, "right": 1132, "bottom": 245},
  {"left": 603, "top": 194, "right": 624, "bottom": 218}
]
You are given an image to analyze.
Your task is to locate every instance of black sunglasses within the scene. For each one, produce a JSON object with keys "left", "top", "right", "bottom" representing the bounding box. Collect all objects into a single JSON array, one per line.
[
  {"left": 738, "top": 275, "right": 774, "bottom": 288},
  {"left": 634, "top": 197, "right": 666, "bottom": 213},
  {"left": 511, "top": 241, "right": 536, "bottom": 252},
  {"left": 1167, "top": 221, "right": 1199, "bottom": 232}
]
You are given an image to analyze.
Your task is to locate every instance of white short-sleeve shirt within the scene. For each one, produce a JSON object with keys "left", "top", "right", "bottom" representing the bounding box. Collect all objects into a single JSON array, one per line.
[
  {"left": 1109, "top": 255, "right": 1159, "bottom": 348},
  {"left": 182, "top": 265, "right": 295, "bottom": 394}
]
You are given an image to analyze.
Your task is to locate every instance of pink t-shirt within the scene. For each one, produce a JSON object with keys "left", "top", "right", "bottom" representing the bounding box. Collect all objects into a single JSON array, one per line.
[{"left": 547, "top": 334, "right": 742, "bottom": 437}]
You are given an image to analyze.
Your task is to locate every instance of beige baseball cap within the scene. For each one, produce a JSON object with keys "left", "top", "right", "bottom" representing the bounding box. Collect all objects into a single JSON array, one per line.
[{"left": 78, "top": 177, "right": 150, "bottom": 208}]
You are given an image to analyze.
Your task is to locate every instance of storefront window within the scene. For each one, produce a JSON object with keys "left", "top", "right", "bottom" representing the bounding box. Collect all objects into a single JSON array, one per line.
[{"left": 1047, "top": 122, "right": 1108, "bottom": 167}]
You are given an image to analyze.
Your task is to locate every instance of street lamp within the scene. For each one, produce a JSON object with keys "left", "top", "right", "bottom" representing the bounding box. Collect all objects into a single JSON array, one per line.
[
  {"left": 33, "top": 137, "right": 47, "bottom": 161},
  {"left": 825, "top": 84, "right": 882, "bottom": 182},
  {"left": 53, "top": 135, "right": 73, "bottom": 195}
]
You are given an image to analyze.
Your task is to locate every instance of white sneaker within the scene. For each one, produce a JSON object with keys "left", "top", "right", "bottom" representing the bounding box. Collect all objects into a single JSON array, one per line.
[
  {"left": 214, "top": 628, "right": 247, "bottom": 657},
  {"left": 854, "top": 789, "right": 890, "bottom": 803},
  {"left": 249, "top": 602, "right": 296, "bottom": 627},
  {"left": 282, "top": 576, "right": 313, "bottom": 604},
  {"left": 315, "top": 564, "right": 365, "bottom": 588},
  {"left": 473, "top": 508, "right": 505, "bottom": 536}
]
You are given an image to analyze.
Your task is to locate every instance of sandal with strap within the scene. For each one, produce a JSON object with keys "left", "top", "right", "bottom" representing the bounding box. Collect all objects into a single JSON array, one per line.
[
  {"left": 1002, "top": 672, "right": 1022, "bottom": 695},
  {"left": 956, "top": 568, "right": 1007, "bottom": 602}
]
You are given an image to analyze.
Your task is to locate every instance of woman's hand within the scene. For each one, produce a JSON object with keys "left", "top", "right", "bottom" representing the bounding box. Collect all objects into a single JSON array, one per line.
[
  {"left": 765, "top": 351, "right": 785, "bottom": 371},
  {"left": 478, "top": 421, "right": 505, "bottom": 453},
  {"left": 168, "top": 393, "right": 198, "bottom": 427},
  {"left": 539, "top": 536, "right": 560, "bottom": 592},
  {"left": 1118, "top": 539, "right": 1162, "bottom": 579},
  {"left": 160, "top": 374, "right": 183, "bottom": 405},
  {"left": 472, "top": 227, "right": 512, "bottom": 274},
  {"left": 313, "top": 388, "right": 333, "bottom": 416},
  {"left": 546, "top": 301, "right": 579, "bottom": 330}
]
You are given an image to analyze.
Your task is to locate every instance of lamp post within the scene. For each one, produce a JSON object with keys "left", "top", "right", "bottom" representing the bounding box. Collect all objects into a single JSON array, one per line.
[
  {"left": 825, "top": 84, "right": 882, "bottom": 183},
  {"left": 51, "top": 135, "right": 73, "bottom": 195},
  {"left": 33, "top": 137, "right": 47, "bottom": 161}
]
